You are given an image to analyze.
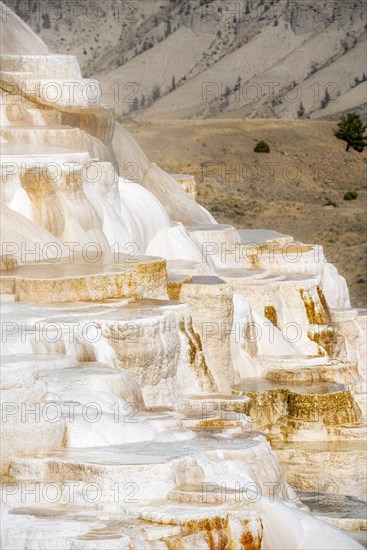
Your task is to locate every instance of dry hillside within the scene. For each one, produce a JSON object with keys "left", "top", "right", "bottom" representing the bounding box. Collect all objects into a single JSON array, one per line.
[
  {"left": 6, "top": 0, "right": 367, "bottom": 120},
  {"left": 124, "top": 117, "right": 367, "bottom": 307}
]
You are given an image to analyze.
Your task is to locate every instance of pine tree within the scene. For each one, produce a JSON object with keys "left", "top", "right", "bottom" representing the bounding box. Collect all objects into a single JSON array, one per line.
[
  {"left": 42, "top": 13, "right": 51, "bottom": 29},
  {"left": 129, "top": 98, "right": 139, "bottom": 113},
  {"left": 224, "top": 85, "right": 231, "bottom": 107},
  {"left": 321, "top": 88, "right": 331, "bottom": 109},
  {"left": 335, "top": 113, "right": 367, "bottom": 152},
  {"left": 165, "top": 18, "right": 172, "bottom": 38},
  {"left": 297, "top": 101, "right": 305, "bottom": 118},
  {"left": 152, "top": 85, "right": 161, "bottom": 101}
]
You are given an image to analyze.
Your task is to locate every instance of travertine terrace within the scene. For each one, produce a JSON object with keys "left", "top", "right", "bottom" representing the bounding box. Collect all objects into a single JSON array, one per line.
[{"left": 0, "top": 4, "right": 366, "bottom": 549}]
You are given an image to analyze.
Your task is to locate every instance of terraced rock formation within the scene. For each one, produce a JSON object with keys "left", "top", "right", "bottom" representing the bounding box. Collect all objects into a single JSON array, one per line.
[{"left": 0, "top": 4, "right": 366, "bottom": 549}]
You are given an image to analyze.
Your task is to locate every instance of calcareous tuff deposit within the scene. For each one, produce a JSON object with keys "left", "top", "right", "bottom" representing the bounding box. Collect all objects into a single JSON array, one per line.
[{"left": 0, "top": 3, "right": 366, "bottom": 549}]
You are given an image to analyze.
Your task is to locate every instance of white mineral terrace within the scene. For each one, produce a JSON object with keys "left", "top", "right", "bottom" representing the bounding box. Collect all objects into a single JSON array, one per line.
[{"left": 0, "top": 3, "right": 366, "bottom": 549}]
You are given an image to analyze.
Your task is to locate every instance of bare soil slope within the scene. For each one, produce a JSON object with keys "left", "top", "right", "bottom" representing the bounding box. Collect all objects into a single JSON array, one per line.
[{"left": 8, "top": 0, "right": 367, "bottom": 120}]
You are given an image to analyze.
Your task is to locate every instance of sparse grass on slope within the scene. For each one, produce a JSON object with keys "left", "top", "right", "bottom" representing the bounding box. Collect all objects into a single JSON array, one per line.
[{"left": 124, "top": 117, "right": 367, "bottom": 307}]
